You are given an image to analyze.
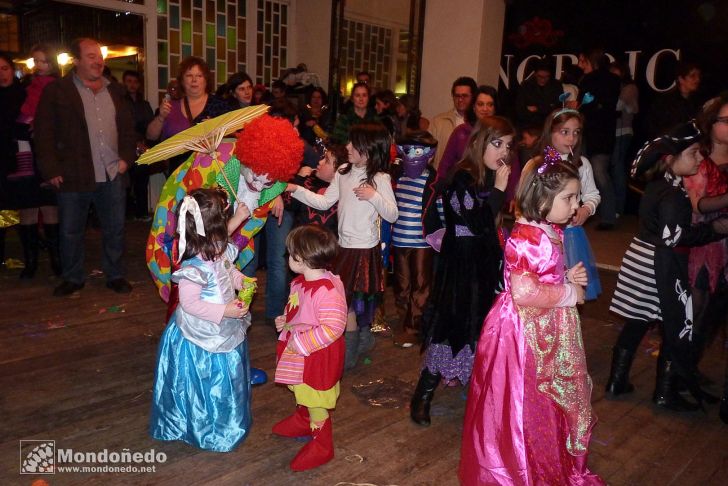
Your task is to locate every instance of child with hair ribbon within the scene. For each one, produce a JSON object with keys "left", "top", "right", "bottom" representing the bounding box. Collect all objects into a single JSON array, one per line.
[
  {"left": 538, "top": 107, "right": 602, "bottom": 300},
  {"left": 459, "top": 150, "right": 604, "bottom": 485},
  {"left": 149, "top": 188, "right": 253, "bottom": 452},
  {"left": 272, "top": 224, "right": 347, "bottom": 471},
  {"left": 286, "top": 122, "right": 398, "bottom": 370}
]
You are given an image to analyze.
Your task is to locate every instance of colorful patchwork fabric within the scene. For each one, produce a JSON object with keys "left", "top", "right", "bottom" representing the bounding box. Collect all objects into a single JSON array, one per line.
[{"left": 145, "top": 142, "right": 284, "bottom": 302}]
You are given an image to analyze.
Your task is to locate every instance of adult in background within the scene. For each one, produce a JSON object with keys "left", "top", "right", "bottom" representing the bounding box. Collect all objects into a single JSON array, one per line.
[
  {"left": 146, "top": 56, "right": 229, "bottom": 174},
  {"left": 0, "top": 53, "right": 25, "bottom": 269},
  {"left": 609, "top": 61, "right": 639, "bottom": 217},
  {"left": 515, "top": 59, "right": 563, "bottom": 129},
  {"left": 374, "top": 89, "right": 398, "bottom": 136},
  {"left": 35, "top": 38, "right": 136, "bottom": 296},
  {"left": 394, "top": 94, "right": 429, "bottom": 136},
  {"left": 271, "top": 79, "right": 287, "bottom": 101},
  {"left": 646, "top": 60, "right": 702, "bottom": 139},
  {"left": 356, "top": 71, "right": 371, "bottom": 87},
  {"left": 437, "top": 85, "right": 521, "bottom": 210},
  {"left": 561, "top": 64, "right": 583, "bottom": 109},
  {"left": 6, "top": 45, "right": 60, "bottom": 278},
  {"left": 330, "top": 82, "right": 378, "bottom": 145},
  {"left": 252, "top": 83, "right": 272, "bottom": 105},
  {"left": 340, "top": 71, "right": 375, "bottom": 115},
  {"left": 298, "top": 87, "right": 332, "bottom": 146},
  {"left": 437, "top": 85, "right": 500, "bottom": 179},
  {"left": 578, "top": 48, "right": 621, "bottom": 230},
  {"left": 218, "top": 71, "right": 254, "bottom": 110},
  {"left": 430, "top": 76, "right": 477, "bottom": 168},
  {"left": 122, "top": 70, "right": 154, "bottom": 221}
]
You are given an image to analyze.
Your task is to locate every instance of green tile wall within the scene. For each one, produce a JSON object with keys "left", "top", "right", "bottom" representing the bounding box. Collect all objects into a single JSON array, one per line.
[{"left": 157, "top": 0, "right": 248, "bottom": 98}]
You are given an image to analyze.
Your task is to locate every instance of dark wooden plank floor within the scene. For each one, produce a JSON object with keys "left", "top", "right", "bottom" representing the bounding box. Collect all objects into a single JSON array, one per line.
[{"left": 2, "top": 220, "right": 728, "bottom": 485}]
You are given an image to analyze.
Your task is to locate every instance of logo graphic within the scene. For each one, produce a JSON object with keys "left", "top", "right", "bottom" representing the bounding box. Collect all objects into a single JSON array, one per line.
[{"left": 20, "top": 440, "right": 55, "bottom": 474}]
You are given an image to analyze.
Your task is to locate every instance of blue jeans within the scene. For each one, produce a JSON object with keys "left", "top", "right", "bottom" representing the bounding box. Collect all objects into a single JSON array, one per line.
[
  {"left": 611, "top": 135, "right": 632, "bottom": 216},
  {"left": 264, "top": 211, "right": 294, "bottom": 318},
  {"left": 57, "top": 178, "right": 126, "bottom": 284},
  {"left": 590, "top": 153, "right": 617, "bottom": 225}
]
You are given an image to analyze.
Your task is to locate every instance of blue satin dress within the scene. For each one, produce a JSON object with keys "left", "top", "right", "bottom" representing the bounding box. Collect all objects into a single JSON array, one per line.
[
  {"left": 563, "top": 225, "right": 602, "bottom": 301},
  {"left": 150, "top": 245, "right": 252, "bottom": 452}
]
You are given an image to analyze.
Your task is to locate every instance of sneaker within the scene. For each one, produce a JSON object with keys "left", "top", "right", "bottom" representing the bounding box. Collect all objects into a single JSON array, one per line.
[
  {"left": 393, "top": 328, "right": 418, "bottom": 348},
  {"left": 53, "top": 281, "right": 84, "bottom": 297},
  {"left": 106, "top": 278, "right": 133, "bottom": 294}
]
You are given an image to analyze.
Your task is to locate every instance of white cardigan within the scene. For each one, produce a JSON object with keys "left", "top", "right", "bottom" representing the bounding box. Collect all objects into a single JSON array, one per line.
[
  {"left": 291, "top": 164, "right": 398, "bottom": 249},
  {"left": 571, "top": 155, "right": 601, "bottom": 216}
]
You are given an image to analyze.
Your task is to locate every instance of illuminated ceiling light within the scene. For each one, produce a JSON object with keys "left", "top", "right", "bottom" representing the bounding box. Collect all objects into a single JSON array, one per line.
[
  {"left": 26, "top": 58, "right": 35, "bottom": 69},
  {"left": 101, "top": 46, "right": 109, "bottom": 59},
  {"left": 57, "top": 53, "right": 70, "bottom": 66}
]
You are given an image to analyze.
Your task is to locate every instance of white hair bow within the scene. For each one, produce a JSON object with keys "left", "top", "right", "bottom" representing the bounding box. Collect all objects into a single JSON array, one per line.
[{"left": 177, "top": 195, "right": 206, "bottom": 262}]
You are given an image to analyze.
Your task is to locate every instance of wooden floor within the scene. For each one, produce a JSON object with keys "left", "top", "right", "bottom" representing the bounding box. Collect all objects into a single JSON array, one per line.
[{"left": 2, "top": 220, "right": 728, "bottom": 485}]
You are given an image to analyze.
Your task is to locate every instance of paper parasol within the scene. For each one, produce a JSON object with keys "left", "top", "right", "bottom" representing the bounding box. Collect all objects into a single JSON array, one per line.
[
  {"left": 0, "top": 210, "right": 19, "bottom": 229},
  {"left": 136, "top": 105, "right": 269, "bottom": 166}
]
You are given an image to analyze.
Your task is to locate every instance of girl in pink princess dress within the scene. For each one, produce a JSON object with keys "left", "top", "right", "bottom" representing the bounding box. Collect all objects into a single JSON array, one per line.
[{"left": 459, "top": 149, "right": 604, "bottom": 485}]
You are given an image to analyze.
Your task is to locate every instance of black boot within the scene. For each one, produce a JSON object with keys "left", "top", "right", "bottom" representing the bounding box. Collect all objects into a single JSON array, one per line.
[
  {"left": 605, "top": 346, "right": 635, "bottom": 397},
  {"left": 720, "top": 397, "right": 728, "bottom": 424},
  {"left": 43, "top": 223, "right": 62, "bottom": 276},
  {"left": 18, "top": 225, "right": 39, "bottom": 279},
  {"left": 652, "top": 355, "right": 700, "bottom": 412},
  {"left": 410, "top": 368, "right": 440, "bottom": 426},
  {"left": 720, "top": 370, "right": 728, "bottom": 424},
  {"left": 0, "top": 227, "right": 6, "bottom": 268}
]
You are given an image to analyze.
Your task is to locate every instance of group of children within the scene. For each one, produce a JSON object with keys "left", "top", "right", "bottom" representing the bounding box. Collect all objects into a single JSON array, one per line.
[{"left": 146, "top": 95, "right": 728, "bottom": 482}]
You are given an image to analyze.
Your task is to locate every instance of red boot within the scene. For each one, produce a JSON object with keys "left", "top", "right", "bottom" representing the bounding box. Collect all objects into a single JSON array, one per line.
[
  {"left": 272, "top": 406, "right": 312, "bottom": 438},
  {"left": 290, "top": 416, "right": 334, "bottom": 471}
]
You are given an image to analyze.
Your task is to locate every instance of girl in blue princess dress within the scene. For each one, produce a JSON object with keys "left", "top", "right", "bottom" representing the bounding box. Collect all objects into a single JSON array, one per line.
[
  {"left": 150, "top": 188, "right": 253, "bottom": 452},
  {"left": 537, "top": 109, "right": 602, "bottom": 300}
]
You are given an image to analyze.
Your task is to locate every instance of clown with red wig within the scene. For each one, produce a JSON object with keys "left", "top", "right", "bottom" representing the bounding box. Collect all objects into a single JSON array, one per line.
[{"left": 146, "top": 113, "right": 303, "bottom": 392}]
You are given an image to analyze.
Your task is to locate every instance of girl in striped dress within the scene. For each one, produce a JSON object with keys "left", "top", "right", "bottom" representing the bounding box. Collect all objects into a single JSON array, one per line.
[
  {"left": 607, "top": 121, "right": 728, "bottom": 410},
  {"left": 273, "top": 225, "right": 348, "bottom": 471}
]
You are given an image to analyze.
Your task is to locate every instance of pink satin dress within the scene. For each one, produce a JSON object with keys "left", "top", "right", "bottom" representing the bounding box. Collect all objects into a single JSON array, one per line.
[{"left": 459, "top": 221, "right": 603, "bottom": 485}]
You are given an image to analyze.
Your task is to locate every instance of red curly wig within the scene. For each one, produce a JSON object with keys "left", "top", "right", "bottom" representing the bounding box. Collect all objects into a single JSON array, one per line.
[{"left": 234, "top": 114, "right": 303, "bottom": 182}]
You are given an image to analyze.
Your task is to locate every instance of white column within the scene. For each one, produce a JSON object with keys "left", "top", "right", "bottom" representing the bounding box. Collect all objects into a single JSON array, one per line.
[
  {"left": 291, "top": 0, "right": 332, "bottom": 87},
  {"left": 419, "top": 0, "right": 505, "bottom": 119}
]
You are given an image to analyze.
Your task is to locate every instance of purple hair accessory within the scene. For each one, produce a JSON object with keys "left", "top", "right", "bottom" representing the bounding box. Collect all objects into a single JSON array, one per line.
[{"left": 538, "top": 146, "right": 561, "bottom": 173}]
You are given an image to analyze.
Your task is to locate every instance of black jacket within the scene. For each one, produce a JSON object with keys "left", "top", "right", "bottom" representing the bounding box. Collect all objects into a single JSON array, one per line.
[{"left": 579, "top": 69, "right": 620, "bottom": 155}]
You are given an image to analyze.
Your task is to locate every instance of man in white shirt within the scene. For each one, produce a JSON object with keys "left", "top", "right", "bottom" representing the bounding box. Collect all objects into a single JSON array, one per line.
[{"left": 430, "top": 77, "right": 477, "bottom": 168}]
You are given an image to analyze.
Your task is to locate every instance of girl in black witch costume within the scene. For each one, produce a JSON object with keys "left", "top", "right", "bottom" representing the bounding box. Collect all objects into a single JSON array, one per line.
[
  {"left": 410, "top": 116, "right": 514, "bottom": 426},
  {"left": 607, "top": 121, "right": 728, "bottom": 411}
]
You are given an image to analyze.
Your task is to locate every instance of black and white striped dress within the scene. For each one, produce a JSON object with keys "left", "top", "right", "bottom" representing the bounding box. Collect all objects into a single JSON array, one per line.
[{"left": 609, "top": 237, "right": 662, "bottom": 322}]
